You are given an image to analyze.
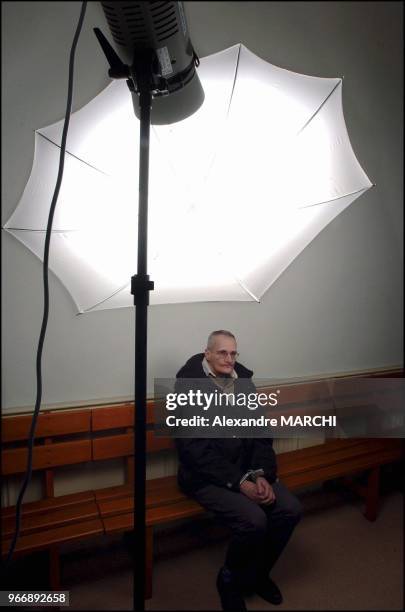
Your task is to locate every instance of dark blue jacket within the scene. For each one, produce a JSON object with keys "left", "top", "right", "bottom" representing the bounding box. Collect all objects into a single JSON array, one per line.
[{"left": 175, "top": 353, "right": 278, "bottom": 493}]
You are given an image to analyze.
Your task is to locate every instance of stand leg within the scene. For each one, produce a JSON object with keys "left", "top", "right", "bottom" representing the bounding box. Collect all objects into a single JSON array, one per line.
[{"left": 364, "top": 466, "right": 380, "bottom": 522}]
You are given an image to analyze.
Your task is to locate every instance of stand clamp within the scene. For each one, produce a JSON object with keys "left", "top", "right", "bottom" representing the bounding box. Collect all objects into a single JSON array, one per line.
[{"left": 131, "top": 274, "right": 154, "bottom": 306}]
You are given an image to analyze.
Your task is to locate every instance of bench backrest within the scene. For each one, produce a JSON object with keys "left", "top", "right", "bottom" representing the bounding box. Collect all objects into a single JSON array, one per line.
[
  {"left": 2, "top": 368, "right": 402, "bottom": 499},
  {"left": 1, "top": 401, "right": 174, "bottom": 500}
]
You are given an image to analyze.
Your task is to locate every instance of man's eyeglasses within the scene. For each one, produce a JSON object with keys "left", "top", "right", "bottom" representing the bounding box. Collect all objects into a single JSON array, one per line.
[{"left": 215, "top": 350, "right": 239, "bottom": 360}]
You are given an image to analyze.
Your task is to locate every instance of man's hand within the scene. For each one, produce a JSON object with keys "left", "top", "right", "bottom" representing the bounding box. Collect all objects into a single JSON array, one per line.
[
  {"left": 255, "top": 476, "right": 276, "bottom": 505},
  {"left": 239, "top": 480, "right": 263, "bottom": 502}
]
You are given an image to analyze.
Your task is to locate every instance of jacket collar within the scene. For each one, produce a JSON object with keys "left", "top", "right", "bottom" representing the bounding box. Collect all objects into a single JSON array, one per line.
[{"left": 176, "top": 353, "right": 253, "bottom": 379}]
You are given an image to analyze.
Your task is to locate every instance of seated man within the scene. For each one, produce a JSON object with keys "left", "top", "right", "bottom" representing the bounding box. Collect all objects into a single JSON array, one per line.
[{"left": 175, "top": 330, "right": 302, "bottom": 612}]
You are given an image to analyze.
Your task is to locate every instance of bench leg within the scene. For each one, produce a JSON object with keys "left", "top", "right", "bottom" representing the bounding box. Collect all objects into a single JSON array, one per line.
[
  {"left": 49, "top": 545, "right": 60, "bottom": 590},
  {"left": 364, "top": 466, "right": 380, "bottom": 522},
  {"left": 145, "top": 527, "right": 153, "bottom": 600}
]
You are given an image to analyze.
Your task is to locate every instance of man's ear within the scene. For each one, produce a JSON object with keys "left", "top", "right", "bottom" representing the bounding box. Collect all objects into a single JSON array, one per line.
[{"left": 204, "top": 348, "right": 210, "bottom": 359}]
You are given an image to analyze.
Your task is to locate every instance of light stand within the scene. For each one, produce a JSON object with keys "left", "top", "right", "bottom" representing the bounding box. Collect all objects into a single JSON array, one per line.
[
  {"left": 130, "top": 51, "right": 154, "bottom": 612},
  {"left": 95, "top": 4, "right": 203, "bottom": 608},
  {"left": 93, "top": 32, "right": 154, "bottom": 610}
]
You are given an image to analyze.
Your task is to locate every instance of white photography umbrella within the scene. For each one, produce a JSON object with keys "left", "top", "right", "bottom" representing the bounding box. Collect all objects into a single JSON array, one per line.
[{"left": 4, "top": 44, "right": 372, "bottom": 313}]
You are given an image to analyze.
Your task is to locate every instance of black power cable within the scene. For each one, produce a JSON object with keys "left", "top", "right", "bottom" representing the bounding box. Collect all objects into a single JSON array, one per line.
[{"left": 4, "top": 0, "right": 88, "bottom": 568}]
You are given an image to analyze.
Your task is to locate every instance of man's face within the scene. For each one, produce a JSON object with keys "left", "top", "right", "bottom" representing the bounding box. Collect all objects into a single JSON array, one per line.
[{"left": 205, "top": 335, "right": 238, "bottom": 377}]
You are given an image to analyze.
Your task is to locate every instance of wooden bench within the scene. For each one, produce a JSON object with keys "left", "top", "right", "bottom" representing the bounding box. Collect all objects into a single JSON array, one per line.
[
  {"left": 1, "top": 408, "right": 104, "bottom": 589},
  {"left": 2, "top": 370, "right": 404, "bottom": 597},
  {"left": 93, "top": 431, "right": 404, "bottom": 598},
  {"left": 1, "top": 402, "right": 201, "bottom": 596}
]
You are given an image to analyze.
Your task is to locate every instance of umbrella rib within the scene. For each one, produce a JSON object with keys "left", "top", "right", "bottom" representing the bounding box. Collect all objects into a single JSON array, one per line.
[
  {"left": 297, "top": 186, "right": 373, "bottom": 209},
  {"left": 227, "top": 43, "right": 242, "bottom": 119},
  {"left": 235, "top": 277, "right": 260, "bottom": 302},
  {"left": 80, "top": 282, "right": 130, "bottom": 314},
  {"left": 37, "top": 132, "right": 109, "bottom": 176},
  {"left": 4, "top": 228, "right": 78, "bottom": 233},
  {"left": 217, "top": 246, "right": 260, "bottom": 302},
  {"left": 150, "top": 44, "right": 243, "bottom": 216},
  {"left": 183, "top": 44, "right": 242, "bottom": 208},
  {"left": 296, "top": 79, "right": 342, "bottom": 136}
]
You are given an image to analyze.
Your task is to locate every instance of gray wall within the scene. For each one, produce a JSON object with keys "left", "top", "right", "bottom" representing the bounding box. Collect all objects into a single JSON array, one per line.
[{"left": 2, "top": 2, "right": 403, "bottom": 412}]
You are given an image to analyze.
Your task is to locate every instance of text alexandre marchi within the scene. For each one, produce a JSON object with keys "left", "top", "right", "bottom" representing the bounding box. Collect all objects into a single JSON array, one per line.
[{"left": 165, "top": 389, "right": 336, "bottom": 428}]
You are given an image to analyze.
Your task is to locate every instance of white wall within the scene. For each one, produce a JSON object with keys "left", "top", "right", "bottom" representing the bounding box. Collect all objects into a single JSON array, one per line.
[{"left": 2, "top": 1, "right": 403, "bottom": 413}]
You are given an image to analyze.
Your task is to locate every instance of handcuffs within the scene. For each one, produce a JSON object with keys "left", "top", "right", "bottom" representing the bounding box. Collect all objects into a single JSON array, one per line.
[{"left": 239, "top": 468, "right": 265, "bottom": 486}]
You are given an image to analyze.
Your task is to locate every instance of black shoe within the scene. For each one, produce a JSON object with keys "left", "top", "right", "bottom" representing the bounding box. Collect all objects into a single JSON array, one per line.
[
  {"left": 216, "top": 567, "right": 247, "bottom": 612},
  {"left": 255, "top": 576, "right": 283, "bottom": 605}
]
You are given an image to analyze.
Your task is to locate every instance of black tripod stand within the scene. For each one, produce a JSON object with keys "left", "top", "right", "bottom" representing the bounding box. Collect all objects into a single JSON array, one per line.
[
  {"left": 94, "top": 29, "right": 155, "bottom": 612},
  {"left": 130, "top": 52, "right": 155, "bottom": 612}
]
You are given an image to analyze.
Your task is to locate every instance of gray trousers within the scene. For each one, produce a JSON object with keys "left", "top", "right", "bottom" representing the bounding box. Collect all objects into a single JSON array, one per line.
[{"left": 192, "top": 479, "right": 302, "bottom": 587}]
